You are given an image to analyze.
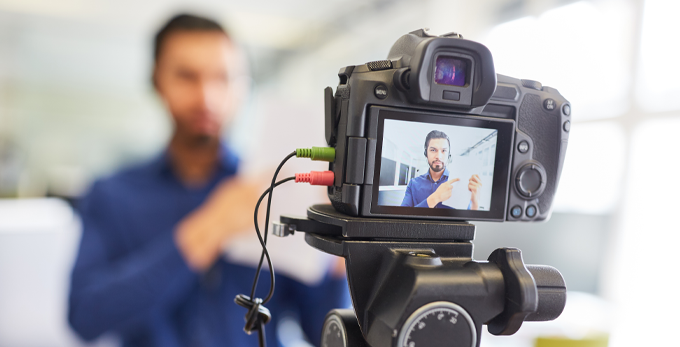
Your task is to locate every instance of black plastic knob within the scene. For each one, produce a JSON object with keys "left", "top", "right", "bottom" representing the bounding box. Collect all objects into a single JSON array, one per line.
[
  {"left": 366, "top": 60, "right": 392, "bottom": 71},
  {"left": 321, "top": 309, "right": 368, "bottom": 347},
  {"left": 521, "top": 79, "right": 543, "bottom": 91},
  {"left": 525, "top": 265, "right": 567, "bottom": 322}
]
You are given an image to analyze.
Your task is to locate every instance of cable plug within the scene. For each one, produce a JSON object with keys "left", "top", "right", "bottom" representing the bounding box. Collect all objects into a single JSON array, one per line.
[
  {"left": 295, "top": 147, "right": 335, "bottom": 162},
  {"left": 295, "top": 171, "right": 334, "bottom": 186}
]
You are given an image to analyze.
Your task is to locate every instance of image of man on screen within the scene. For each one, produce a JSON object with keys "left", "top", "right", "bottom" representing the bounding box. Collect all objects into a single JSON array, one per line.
[{"left": 400, "top": 130, "right": 482, "bottom": 209}]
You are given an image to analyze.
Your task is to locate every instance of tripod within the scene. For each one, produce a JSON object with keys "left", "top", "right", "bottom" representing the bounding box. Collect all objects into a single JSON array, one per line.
[{"left": 275, "top": 204, "right": 567, "bottom": 347}]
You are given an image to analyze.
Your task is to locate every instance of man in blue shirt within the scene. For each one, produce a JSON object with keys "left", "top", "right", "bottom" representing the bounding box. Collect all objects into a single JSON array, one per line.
[
  {"left": 400, "top": 130, "right": 482, "bottom": 209},
  {"left": 68, "top": 14, "right": 349, "bottom": 347}
]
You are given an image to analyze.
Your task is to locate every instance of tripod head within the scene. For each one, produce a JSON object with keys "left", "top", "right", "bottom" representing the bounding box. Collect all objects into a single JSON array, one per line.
[{"left": 275, "top": 204, "right": 567, "bottom": 347}]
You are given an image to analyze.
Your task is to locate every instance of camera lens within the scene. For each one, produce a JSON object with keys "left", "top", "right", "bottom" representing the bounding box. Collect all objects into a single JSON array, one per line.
[
  {"left": 526, "top": 205, "right": 537, "bottom": 218},
  {"left": 510, "top": 206, "right": 522, "bottom": 218}
]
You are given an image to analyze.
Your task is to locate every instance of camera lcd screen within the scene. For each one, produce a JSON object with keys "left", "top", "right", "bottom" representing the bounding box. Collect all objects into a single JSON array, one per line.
[
  {"left": 434, "top": 56, "right": 467, "bottom": 86},
  {"left": 370, "top": 109, "right": 513, "bottom": 220}
]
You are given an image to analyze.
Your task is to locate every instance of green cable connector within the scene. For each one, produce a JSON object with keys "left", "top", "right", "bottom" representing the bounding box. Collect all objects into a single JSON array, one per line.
[{"left": 296, "top": 147, "right": 335, "bottom": 162}]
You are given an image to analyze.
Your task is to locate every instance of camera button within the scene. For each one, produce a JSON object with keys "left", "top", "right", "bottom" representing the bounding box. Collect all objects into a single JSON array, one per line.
[
  {"left": 516, "top": 163, "right": 547, "bottom": 198},
  {"left": 518, "top": 141, "right": 529, "bottom": 154},
  {"left": 521, "top": 79, "right": 543, "bottom": 91},
  {"left": 374, "top": 84, "right": 388, "bottom": 99},
  {"left": 544, "top": 98, "right": 556, "bottom": 111},
  {"left": 526, "top": 205, "right": 537, "bottom": 218},
  {"left": 442, "top": 90, "right": 460, "bottom": 101},
  {"left": 563, "top": 120, "right": 571, "bottom": 132},
  {"left": 510, "top": 205, "right": 523, "bottom": 218},
  {"left": 562, "top": 103, "right": 571, "bottom": 116}
]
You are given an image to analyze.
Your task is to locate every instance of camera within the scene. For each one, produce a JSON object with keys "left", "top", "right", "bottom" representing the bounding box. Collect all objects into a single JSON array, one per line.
[
  {"left": 256, "top": 29, "right": 570, "bottom": 347},
  {"left": 325, "top": 28, "right": 570, "bottom": 222}
]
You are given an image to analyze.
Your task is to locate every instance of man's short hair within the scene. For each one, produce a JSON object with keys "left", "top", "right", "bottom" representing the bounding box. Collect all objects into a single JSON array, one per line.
[
  {"left": 154, "top": 14, "right": 229, "bottom": 62},
  {"left": 424, "top": 130, "right": 451, "bottom": 153}
]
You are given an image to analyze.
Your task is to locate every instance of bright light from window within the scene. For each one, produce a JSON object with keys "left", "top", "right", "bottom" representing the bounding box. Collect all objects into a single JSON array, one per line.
[
  {"left": 635, "top": 0, "right": 680, "bottom": 112},
  {"left": 606, "top": 116, "right": 680, "bottom": 347},
  {"left": 483, "top": 1, "right": 632, "bottom": 121},
  {"left": 553, "top": 122, "right": 626, "bottom": 214}
]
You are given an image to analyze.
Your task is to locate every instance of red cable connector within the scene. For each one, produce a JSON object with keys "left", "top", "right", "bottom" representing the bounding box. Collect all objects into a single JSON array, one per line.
[{"left": 295, "top": 171, "right": 334, "bottom": 186}]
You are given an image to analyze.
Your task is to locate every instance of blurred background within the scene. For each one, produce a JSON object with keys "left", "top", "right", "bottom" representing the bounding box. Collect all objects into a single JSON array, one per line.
[{"left": 0, "top": 0, "right": 678, "bottom": 346}]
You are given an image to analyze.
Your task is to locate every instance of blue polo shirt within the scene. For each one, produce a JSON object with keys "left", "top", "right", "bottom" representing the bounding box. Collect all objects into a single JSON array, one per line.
[
  {"left": 68, "top": 145, "right": 350, "bottom": 347},
  {"left": 400, "top": 168, "right": 470, "bottom": 209}
]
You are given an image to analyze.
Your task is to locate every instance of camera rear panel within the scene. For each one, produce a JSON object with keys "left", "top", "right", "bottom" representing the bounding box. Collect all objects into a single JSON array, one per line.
[{"left": 326, "top": 32, "right": 570, "bottom": 223}]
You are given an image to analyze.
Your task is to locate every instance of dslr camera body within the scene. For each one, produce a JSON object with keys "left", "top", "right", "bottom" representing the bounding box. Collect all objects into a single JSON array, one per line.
[
  {"left": 275, "top": 29, "right": 570, "bottom": 347},
  {"left": 325, "top": 29, "right": 570, "bottom": 222}
]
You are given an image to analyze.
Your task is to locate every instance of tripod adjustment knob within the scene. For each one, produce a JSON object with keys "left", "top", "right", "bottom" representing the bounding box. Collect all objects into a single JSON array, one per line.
[
  {"left": 398, "top": 302, "right": 476, "bottom": 347},
  {"left": 486, "top": 248, "right": 538, "bottom": 335},
  {"left": 321, "top": 309, "right": 368, "bottom": 347},
  {"left": 525, "top": 265, "right": 567, "bottom": 321}
]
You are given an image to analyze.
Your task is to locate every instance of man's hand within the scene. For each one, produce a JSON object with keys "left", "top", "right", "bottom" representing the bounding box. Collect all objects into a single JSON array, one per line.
[
  {"left": 468, "top": 174, "right": 482, "bottom": 210},
  {"left": 426, "top": 178, "right": 460, "bottom": 208},
  {"left": 175, "top": 177, "right": 262, "bottom": 271}
]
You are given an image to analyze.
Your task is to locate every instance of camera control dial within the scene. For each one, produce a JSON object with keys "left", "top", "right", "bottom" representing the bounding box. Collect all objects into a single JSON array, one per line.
[
  {"left": 515, "top": 162, "right": 547, "bottom": 199},
  {"left": 398, "top": 302, "right": 476, "bottom": 347},
  {"left": 521, "top": 79, "right": 543, "bottom": 91}
]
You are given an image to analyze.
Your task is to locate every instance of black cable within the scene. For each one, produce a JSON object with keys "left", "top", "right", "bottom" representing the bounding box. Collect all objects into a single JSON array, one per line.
[
  {"left": 235, "top": 151, "right": 297, "bottom": 347},
  {"left": 249, "top": 151, "right": 296, "bottom": 302},
  {"left": 234, "top": 176, "right": 295, "bottom": 347},
  {"left": 249, "top": 175, "right": 295, "bottom": 302},
  {"left": 234, "top": 295, "right": 271, "bottom": 345},
  {"left": 258, "top": 322, "right": 266, "bottom": 347}
]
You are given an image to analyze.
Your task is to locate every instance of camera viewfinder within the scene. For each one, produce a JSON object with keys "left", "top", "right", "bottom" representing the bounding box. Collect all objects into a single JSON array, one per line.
[{"left": 434, "top": 56, "right": 467, "bottom": 87}]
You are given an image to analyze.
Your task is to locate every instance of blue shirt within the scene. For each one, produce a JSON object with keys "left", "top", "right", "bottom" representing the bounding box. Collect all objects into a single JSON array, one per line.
[
  {"left": 68, "top": 145, "right": 350, "bottom": 347},
  {"left": 400, "top": 168, "right": 470, "bottom": 209}
]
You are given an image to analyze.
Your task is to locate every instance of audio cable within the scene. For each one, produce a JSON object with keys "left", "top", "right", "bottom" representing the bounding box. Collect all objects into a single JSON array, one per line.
[{"left": 235, "top": 147, "right": 335, "bottom": 347}]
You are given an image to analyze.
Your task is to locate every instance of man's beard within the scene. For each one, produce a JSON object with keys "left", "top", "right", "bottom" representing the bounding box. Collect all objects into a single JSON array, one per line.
[
  {"left": 187, "top": 134, "right": 218, "bottom": 148},
  {"left": 429, "top": 160, "right": 445, "bottom": 173},
  {"left": 195, "top": 134, "right": 215, "bottom": 145}
]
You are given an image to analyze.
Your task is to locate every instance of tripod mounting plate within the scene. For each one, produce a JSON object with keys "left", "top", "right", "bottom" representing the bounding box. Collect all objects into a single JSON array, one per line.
[{"left": 300, "top": 204, "right": 476, "bottom": 241}]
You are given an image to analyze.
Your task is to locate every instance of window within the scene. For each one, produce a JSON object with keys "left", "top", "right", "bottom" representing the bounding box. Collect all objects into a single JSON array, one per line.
[
  {"left": 482, "top": 1, "right": 633, "bottom": 120},
  {"left": 635, "top": 0, "right": 680, "bottom": 111}
]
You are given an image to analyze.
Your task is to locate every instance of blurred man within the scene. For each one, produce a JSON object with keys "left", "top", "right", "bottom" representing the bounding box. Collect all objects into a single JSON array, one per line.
[
  {"left": 68, "top": 14, "right": 349, "bottom": 347},
  {"left": 401, "top": 130, "right": 482, "bottom": 209}
]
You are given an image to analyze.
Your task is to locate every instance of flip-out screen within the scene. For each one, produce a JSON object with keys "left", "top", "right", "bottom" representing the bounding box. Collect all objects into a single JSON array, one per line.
[{"left": 371, "top": 110, "right": 514, "bottom": 221}]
